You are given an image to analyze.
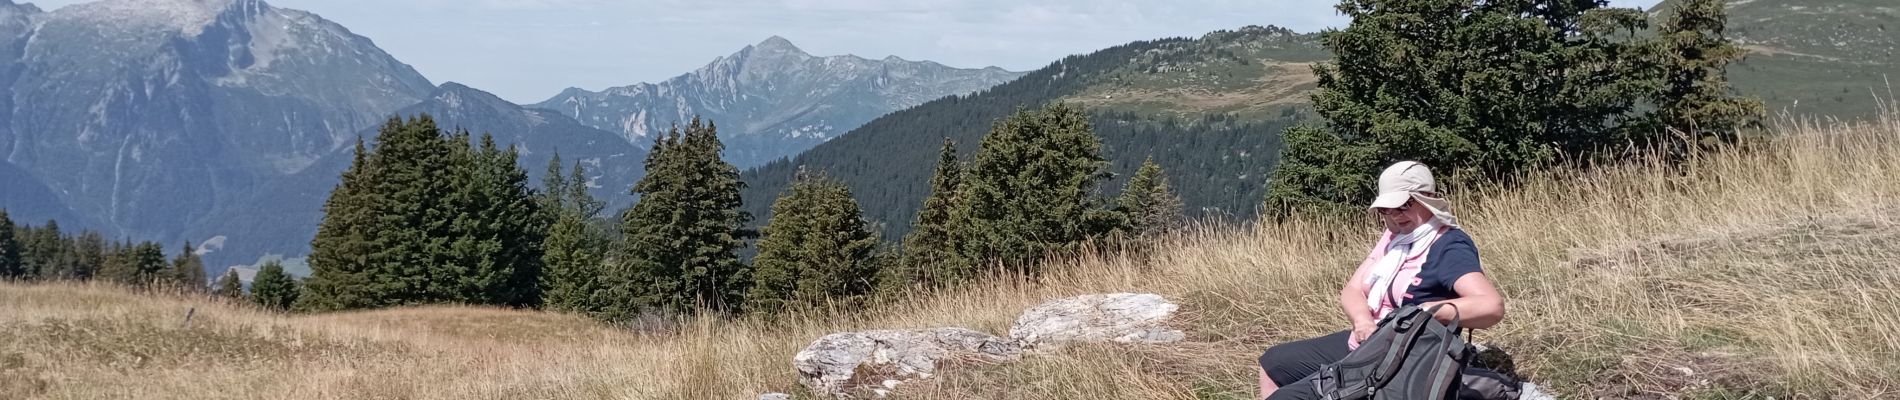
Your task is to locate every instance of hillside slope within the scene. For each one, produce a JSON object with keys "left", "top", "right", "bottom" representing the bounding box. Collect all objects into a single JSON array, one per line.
[
  {"left": 5, "top": 112, "right": 1897, "bottom": 399},
  {"left": 1697, "top": 0, "right": 1900, "bottom": 117},
  {"left": 740, "top": 26, "right": 1321, "bottom": 241}
]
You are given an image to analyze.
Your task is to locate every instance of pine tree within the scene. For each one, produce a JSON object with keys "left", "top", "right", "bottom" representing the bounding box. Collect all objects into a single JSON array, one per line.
[
  {"left": 0, "top": 210, "right": 21, "bottom": 279},
  {"left": 251, "top": 261, "right": 299, "bottom": 312},
  {"left": 302, "top": 135, "right": 381, "bottom": 311},
  {"left": 1263, "top": 0, "right": 1656, "bottom": 217},
  {"left": 541, "top": 159, "right": 610, "bottom": 315},
  {"left": 952, "top": 104, "right": 1116, "bottom": 275},
  {"left": 1651, "top": 0, "right": 1764, "bottom": 153},
  {"left": 1117, "top": 157, "right": 1186, "bottom": 239},
  {"left": 883, "top": 140, "right": 969, "bottom": 294},
  {"left": 305, "top": 117, "right": 549, "bottom": 311},
  {"left": 54, "top": 231, "right": 104, "bottom": 281},
  {"left": 745, "top": 170, "right": 881, "bottom": 315},
  {"left": 100, "top": 242, "right": 168, "bottom": 287},
  {"left": 213, "top": 270, "right": 245, "bottom": 300},
  {"left": 606, "top": 118, "right": 753, "bottom": 318},
  {"left": 168, "top": 242, "right": 207, "bottom": 291},
  {"left": 19, "top": 219, "right": 62, "bottom": 280},
  {"left": 447, "top": 134, "right": 547, "bottom": 307}
]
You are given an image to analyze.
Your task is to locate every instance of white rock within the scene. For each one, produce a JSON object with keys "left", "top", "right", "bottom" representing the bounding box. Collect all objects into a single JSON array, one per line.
[
  {"left": 1009, "top": 293, "right": 1184, "bottom": 350},
  {"left": 1518, "top": 382, "right": 1556, "bottom": 400},
  {"left": 758, "top": 393, "right": 792, "bottom": 400},
  {"left": 792, "top": 327, "right": 1021, "bottom": 398}
]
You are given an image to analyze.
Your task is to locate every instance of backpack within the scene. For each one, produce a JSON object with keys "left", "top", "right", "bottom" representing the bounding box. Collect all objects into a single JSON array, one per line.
[{"left": 1313, "top": 304, "right": 1473, "bottom": 400}]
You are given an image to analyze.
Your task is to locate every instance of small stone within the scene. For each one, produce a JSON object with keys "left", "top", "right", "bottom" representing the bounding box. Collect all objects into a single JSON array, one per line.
[{"left": 758, "top": 393, "right": 792, "bottom": 400}]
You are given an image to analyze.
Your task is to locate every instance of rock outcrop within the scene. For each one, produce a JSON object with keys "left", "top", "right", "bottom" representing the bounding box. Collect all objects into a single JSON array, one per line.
[
  {"left": 1008, "top": 293, "right": 1185, "bottom": 350},
  {"left": 791, "top": 327, "right": 1021, "bottom": 398}
]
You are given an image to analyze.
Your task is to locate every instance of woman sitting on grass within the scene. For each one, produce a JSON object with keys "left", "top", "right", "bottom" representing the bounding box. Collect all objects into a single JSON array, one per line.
[{"left": 1256, "top": 161, "right": 1507, "bottom": 400}]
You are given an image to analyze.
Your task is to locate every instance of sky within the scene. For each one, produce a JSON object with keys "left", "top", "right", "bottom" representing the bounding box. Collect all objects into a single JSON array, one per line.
[{"left": 27, "top": 0, "right": 1663, "bottom": 104}]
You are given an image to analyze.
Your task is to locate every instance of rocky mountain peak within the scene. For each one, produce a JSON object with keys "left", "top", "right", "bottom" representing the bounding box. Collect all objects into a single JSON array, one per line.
[
  {"left": 755, "top": 35, "right": 804, "bottom": 54},
  {"left": 56, "top": 0, "right": 269, "bottom": 36}
]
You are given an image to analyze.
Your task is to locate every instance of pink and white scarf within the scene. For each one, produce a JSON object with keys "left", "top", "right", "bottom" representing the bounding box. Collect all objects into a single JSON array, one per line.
[{"left": 1361, "top": 220, "right": 1444, "bottom": 320}]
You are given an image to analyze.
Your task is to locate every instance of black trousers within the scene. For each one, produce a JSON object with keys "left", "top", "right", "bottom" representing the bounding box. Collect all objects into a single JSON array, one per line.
[{"left": 1257, "top": 330, "right": 1353, "bottom": 400}]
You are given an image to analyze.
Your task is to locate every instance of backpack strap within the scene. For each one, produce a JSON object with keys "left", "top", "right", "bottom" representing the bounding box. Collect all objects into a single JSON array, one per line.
[
  {"left": 1372, "top": 306, "right": 1429, "bottom": 390},
  {"left": 1373, "top": 304, "right": 1464, "bottom": 391}
]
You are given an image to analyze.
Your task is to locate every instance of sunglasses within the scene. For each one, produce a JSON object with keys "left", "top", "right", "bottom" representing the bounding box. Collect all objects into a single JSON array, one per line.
[{"left": 1374, "top": 202, "right": 1413, "bottom": 217}]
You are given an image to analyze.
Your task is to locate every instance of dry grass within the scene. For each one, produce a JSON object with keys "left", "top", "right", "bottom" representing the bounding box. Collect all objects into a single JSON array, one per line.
[{"left": 5, "top": 113, "right": 1900, "bottom": 399}]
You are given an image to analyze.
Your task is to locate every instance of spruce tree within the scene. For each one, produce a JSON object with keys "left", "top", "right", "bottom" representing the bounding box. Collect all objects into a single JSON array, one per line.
[
  {"left": 1651, "top": 0, "right": 1763, "bottom": 153},
  {"left": 607, "top": 118, "right": 752, "bottom": 318},
  {"left": 0, "top": 210, "right": 21, "bottom": 279},
  {"left": 447, "top": 134, "right": 547, "bottom": 307},
  {"left": 1263, "top": 0, "right": 1656, "bottom": 217},
  {"left": 952, "top": 104, "right": 1115, "bottom": 275},
  {"left": 251, "top": 261, "right": 299, "bottom": 311},
  {"left": 302, "top": 135, "right": 382, "bottom": 311},
  {"left": 20, "top": 220, "right": 62, "bottom": 280},
  {"left": 168, "top": 242, "right": 207, "bottom": 291},
  {"left": 1117, "top": 157, "right": 1186, "bottom": 239},
  {"left": 101, "top": 242, "right": 169, "bottom": 287},
  {"left": 883, "top": 140, "right": 969, "bottom": 294},
  {"left": 745, "top": 170, "right": 881, "bottom": 315},
  {"left": 63, "top": 232, "right": 104, "bottom": 281},
  {"left": 541, "top": 159, "right": 609, "bottom": 315},
  {"left": 213, "top": 270, "right": 245, "bottom": 300}
]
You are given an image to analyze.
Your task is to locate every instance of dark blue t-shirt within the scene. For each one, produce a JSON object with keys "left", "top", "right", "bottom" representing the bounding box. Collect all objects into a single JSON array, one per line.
[{"left": 1401, "top": 228, "right": 1483, "bottom": 306}]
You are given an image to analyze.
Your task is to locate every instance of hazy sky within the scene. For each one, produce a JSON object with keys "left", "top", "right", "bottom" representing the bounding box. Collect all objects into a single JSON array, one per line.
[{"left": 27, "top": 0, "right": 1663, "bottom": 103}]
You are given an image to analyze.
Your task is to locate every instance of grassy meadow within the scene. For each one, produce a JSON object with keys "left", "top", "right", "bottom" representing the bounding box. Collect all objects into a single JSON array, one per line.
[{"left": 5, "top": 111, "right": 1900, "bottom": 399}]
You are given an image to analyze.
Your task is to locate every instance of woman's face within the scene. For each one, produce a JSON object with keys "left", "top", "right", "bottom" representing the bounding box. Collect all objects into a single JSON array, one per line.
[{"left": 1376, "top": 199, "right": 1431, "bottom": 233}]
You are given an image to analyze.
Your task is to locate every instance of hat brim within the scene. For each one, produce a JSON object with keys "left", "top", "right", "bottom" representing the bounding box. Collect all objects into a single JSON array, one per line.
[{"left": 1368, "top": 192, "right": 1412, "bottom": 210}]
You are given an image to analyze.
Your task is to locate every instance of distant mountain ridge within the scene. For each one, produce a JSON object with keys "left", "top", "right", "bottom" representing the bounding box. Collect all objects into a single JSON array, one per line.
[
  {"left": 0, "top": 0, "right": 1026, "bottom": 273},
  {"left": 0, "top": 0, "right": 436, "bottom": 268},
  {"left": 740, "top": 26, "right": 1320, "bottom": 241},
  {"left": 532, "top": 36, "right": 1025, "bottom": 168}
]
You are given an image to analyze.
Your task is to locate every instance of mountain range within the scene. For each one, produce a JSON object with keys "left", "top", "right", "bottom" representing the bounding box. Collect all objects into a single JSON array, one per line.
[
  {"left": 531, "top": 36, "right": 1023, "bottom": 168},
  {"left": 737, "top": 0, "right": 1899, "bottom": 243},
  {"left": 0, "top": 0, "right": 1018, "bottom": 272},
  {"left": 0, "top": 0, "right": 1890, "bottom": 275}
]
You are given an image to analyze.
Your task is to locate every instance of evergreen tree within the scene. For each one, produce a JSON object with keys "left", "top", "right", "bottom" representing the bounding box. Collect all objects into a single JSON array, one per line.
[
  {"left": 213, "top": 270, "right": 245, "bottom": 300},
  {"left": 745, "top": 170, "right": 881, "bottom": 315},
  {"left": 19, "top": 220, "right": 62, "bottom": 280},
  {"left": 1117, "top": 157, "right": 1186, "bottom": 239},
  {"left": 1264, "top": 0, "right": 1656, "bottom": 217},
  {"left": 541, "top": 159, "right": 610, "bottom": 315},
  {"left": 99, "top": 242, "right": 168, "bottom": 287},
  {"left": 302, "top": 135, "right": 382, "bottom": 311},
  {"left": 64, "top": 231, "right": 105, "bottom": 281},
  {"left": 251, "top": 261, "right": 299, "bottom": 312},
  {"left": 447, "top": 134, "right": 547, "bottom": 307},
  {"left": 951, "top": 104, "right": 1115, "bottom": 274},
  {"left": 0, "top": 210, "right": 21, "bottom": 279},
  {"left": 168, "top": 242, "right": 207, "bottom": 291},
  {"left": 304, "top": 117, "right": 549, "bottom": 310},
  {"left": 607, "top": 118, "right": 752, "bottom": 318},
  {"left": 1650, "top": 0, "right": 1764, "bottom": 153},
  {"left": 882, "top": 140, "right": 969, "bottom": 294}
]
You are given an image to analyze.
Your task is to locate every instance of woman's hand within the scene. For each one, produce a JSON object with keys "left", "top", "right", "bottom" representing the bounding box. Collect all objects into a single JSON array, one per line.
[{"left": 1348, "top": 320, "right": 1378, "bottom": 349}]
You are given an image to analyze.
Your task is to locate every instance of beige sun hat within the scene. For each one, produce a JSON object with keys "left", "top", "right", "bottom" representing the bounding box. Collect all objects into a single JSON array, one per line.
[{"left": 1368, "top": 161, "right": 1458, "bottom": 227}]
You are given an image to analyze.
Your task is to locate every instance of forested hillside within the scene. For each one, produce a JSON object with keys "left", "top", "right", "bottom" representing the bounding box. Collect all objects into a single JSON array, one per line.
[{"left": 740, "top": 26, "right": 1319, "bottom": 241}]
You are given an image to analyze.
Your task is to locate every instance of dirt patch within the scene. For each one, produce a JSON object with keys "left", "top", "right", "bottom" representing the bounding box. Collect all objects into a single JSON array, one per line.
[
  {"left": 1743, "top": 45, "right": 1844, "bottom": 62},
  {"left": 1066, "top": 61, "right": 1319, "bottom": 114}
]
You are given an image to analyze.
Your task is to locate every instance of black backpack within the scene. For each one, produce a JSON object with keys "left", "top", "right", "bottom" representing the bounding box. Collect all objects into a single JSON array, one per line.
[{"left": 1313, "top": 304, "right": 1474, "bottom": 400}]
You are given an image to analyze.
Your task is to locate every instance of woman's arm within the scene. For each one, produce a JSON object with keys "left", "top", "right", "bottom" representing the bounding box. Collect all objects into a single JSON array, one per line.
[{"left": 1422, "top": 272, "right": 1505, "bottom": 329}]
